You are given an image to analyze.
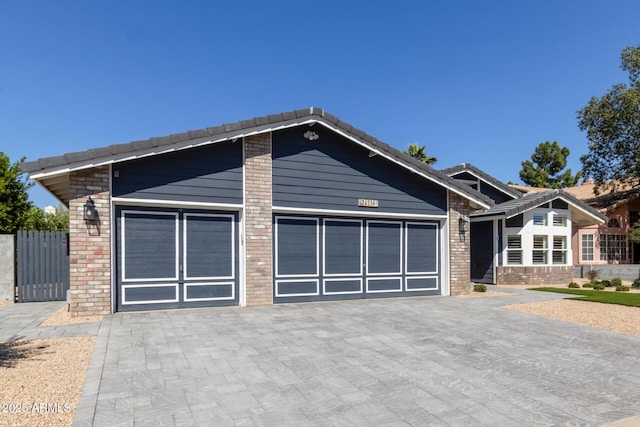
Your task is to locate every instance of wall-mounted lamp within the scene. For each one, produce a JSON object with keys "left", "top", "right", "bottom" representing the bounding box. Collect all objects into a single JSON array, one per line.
[
  {"left": 83, "top": 197, "right": 98, "bottom": 222},
  {"left": 458, "top": 217, "right": 468, "bottom": 233},
  {"left": 303, "top": 130, "right": 319, "bottom": 141}
]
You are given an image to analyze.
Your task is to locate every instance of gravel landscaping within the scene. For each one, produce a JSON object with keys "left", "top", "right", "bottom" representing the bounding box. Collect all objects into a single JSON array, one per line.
[
  {"left": 504, "top": 299, "right": 640, "bottom": 337},
  {"left": 0, "top": 304, "right": 99, "bottom": 427},
  {"left": 39, "top": 305, "right": 103, "bottom": 327},
  {"left": 0, "top": 336, "right": 95, "bottom": 427}
]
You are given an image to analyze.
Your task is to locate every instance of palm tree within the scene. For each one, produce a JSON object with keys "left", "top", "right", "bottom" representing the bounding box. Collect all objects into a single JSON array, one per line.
[{"left": 404, "top": 143, "right": 437, "bottom": 165}]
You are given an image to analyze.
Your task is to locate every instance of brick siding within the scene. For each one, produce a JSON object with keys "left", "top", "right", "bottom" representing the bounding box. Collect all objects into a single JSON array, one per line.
[
  {"left": 244, "top": 134, "right": 273, "bottom": 306},
  {"left": 68, "top": 166, "right": 111, "bottom": 316},
  {"left": 497, "top": 266, "right": 573, "bottom": 286},
  {"left": 449, "top": 192, "right": 471, "bottom": 296}
]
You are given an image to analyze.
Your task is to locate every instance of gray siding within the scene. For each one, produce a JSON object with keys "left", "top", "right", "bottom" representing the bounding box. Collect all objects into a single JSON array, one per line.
[
  {"left": 449, "top": 171, "right": 514, "bottom": 204},
  {"left": 272, "top": 127, "right": 447, "bottom": 215},
  {"left": 112, "top": 140, "right": 243, "bottom": 204}
]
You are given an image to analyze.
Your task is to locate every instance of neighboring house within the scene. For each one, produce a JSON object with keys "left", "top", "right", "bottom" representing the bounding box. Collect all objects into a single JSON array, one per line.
[
  {"left": 563, "top": 181, "right": 640, "bottom": 265},
  {"left": 443, "top": 164, "right": 606, "bottom": 285},
  {"left": 21, "top": 107, "right": 493, "bottom": 316}
]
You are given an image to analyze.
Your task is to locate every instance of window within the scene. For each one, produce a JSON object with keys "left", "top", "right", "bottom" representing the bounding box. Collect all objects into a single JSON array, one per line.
[
  {"left": 600, "top": 234, "right": 627, "bottom": 261},
  {"left": 533, "top": 214, "right": 547, "bottom": 226},
  {"left": 581, "top": 234, "right": 594, "bottom": 261},
  {"left": 533, "top": 235, "right": 548, "bottom": 264},
  {"left": 553, "top": 236, "right": 567, "bottom": 264},
  {"left": 607, "top": 218, "right": 621, "bottom": 228},
  {"left": 506, "top": 214, "right": 523, "bottom": 228},
  {"left": 552, "top": 199, "right": 569, "bottom": 209},
  {"left": 553, "top": 215, "right": 567, "bottom": 227},
  {"left": 507, "top": 235, "right": 522, "bottom": 265}
]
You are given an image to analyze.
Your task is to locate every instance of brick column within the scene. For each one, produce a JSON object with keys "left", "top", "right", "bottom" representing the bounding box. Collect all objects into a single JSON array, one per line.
[
  {"left": 244, "top": 134, "right": 273, "bottom": 306},
  {"left": 68, "top": 166, "right": 111, "bottom": 316},
  {"left": 449, "top": 192, "right": 471, "bottom": 296}
]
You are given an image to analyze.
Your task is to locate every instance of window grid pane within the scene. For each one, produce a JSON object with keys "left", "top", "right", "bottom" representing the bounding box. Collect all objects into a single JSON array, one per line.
[
  {"left": 533, "top": 250, "right": 547, "bottom": 264},
  {"left": 553, "top": 236, "right": 566, "bottom": 250},
  {"left": 507, "top": 235, "right": 521, "bottom": 249},
  {"left": 581, "top": 234, "right": 594, "bottom": 261},
  {"left": 533, "top": 214, "right": 547, "bottom": 226},
  {"left": 552, "top": 251, "right": 566, "bottom": 264},
  {"left": 507, "top": 250, "right": 522, "bottom": 265},
  {"left": 506, "top": 235, "right": 522, "bottom": 265},
  {"left": 553, "top": 215, "right": 567, "bottom": 227},
  {"left": 533, "top": 235, "right": 547, "bottom": 249},
  {"left": 600, "top": 234, "right": 627, "bottom": 262}
]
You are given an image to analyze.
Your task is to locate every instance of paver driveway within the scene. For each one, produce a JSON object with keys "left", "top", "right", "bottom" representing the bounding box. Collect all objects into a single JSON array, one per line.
[{"left": 75, "top": 289, "right": 640, "bottom": 426}]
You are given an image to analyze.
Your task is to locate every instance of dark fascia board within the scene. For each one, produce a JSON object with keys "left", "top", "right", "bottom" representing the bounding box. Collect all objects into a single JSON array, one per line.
[
  {"left": 441, "top": 163, "right": 522, "bottom": 200},
  {"left": 20, "top": 106, "right": 493, "bottom": 208},
  {"left": 471, "top": 189, "right": 606, "bottom": 223}
]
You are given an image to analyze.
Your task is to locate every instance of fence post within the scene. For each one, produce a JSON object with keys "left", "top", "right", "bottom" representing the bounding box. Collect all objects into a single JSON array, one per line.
[{"left": 0, "top": 234, "right": 15, "bottom": 303}]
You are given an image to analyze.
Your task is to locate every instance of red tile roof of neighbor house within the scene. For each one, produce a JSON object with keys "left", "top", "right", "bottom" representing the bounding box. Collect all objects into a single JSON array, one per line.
[{"left": 510, "top": 180, "right": 640, "bottom": 212}]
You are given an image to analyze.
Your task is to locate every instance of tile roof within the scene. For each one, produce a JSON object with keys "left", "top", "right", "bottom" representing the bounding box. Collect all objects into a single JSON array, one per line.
[
  {"left": 21, "top": 107, "right": 494, "bottom": 208},
  {"left": 471, "top": 189, "right": 606, "bottom": 225}
]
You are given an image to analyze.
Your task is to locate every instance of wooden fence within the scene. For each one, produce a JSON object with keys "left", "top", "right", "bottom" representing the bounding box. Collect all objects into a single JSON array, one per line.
[{"left": 16, "top": 230, "right": 69, "bottom": 302}]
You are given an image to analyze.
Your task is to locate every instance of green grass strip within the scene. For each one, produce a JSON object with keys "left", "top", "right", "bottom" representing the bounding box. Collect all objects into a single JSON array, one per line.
[{"left": 528, "top": 287, "right": 640, "bottom": 307}]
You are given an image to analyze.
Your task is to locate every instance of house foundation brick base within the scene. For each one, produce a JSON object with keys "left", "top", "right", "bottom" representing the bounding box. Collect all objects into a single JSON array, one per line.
[{"left": 496, "top": 266, "right": 573, "bottom": 286}]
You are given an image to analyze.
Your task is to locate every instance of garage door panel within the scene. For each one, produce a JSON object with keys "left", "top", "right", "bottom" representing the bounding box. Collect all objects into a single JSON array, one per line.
[
  {"left": 276, "top": 218, "right": 318, "bottom": 276},
  {"left": 406, "top": 277, "right": 438, "bottom": 291},
  {"left": 324, "top": 220, "right": 362, "bottom": 275},
  {"left": 366, "top": 278, "right": 402, "bottom": 293},
  {"left": 323, "top": 279, "right": 362, "bottom": 295},
  {"left": 185, "top": 214, "right": 234, "bottom": 279},
  {"left": 122, "top": 284, "right": 179, "bottom": 305},
  {"left": 367, "top": 222, "right": 402, "bottom": 274},
  {"left": 406, "top": 223, "right": 438, "bottom": 273},
  {"left": 185, "top": 282, "right": 234, "bottom": 301},
  {"left": 276, "top": 280, "right": 319, "bottom": 297},
  {"left": 122, "top": 212, "right": 178, "bottom": 281}
]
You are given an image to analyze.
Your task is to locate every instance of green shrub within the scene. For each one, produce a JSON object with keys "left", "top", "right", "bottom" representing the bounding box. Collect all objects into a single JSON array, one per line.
[
  {"left": 632, "top": 279, "right": 640, "bottom": 289},
  {"left": 582, "top": 282, "right": 594, "bottom": 288},
  {"left": 616, "top": 285, "right": 630, "bottom": 292},
  {"left": 568, "top": 282, "right": 580, "bottom": 289},
  {"left": 592, "top": 282, "right": 606, "bottom": 290},
  {"left": 611, "top": 277, "right": 622, "bottom": 287},
  {"left": 585, "top": 269, "right": 600, "bottom": 282},
  {"left": 473, "top": 284, "right": 487, "bottom": 293},
  {"left": 600, "top": 279, "right": 612, "bottom": 287}
]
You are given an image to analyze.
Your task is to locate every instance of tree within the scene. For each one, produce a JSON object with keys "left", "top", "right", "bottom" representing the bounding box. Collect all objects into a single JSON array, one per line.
[
  {"left": 23, "top": 205, "right": 69, "bottom": 231},
  {"left": 578, "top": 45, "right": 640, "bottom": 194},
  {"left": 630, "top": 219, "right": 640, "bottom": 245},
  {"left": 519, "top": 141, "right": 582, "bottom": 188},
  {"left": 404, "top": 143, "right": 437, "bottom": 165},
  {"left": 0, "top": 152, "right": 33, "bottom": 233}
]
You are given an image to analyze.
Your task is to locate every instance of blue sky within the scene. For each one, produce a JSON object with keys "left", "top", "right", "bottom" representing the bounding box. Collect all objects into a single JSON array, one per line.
[{"left": 1, "top": 1, "right": 638, "bottom": 207}]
